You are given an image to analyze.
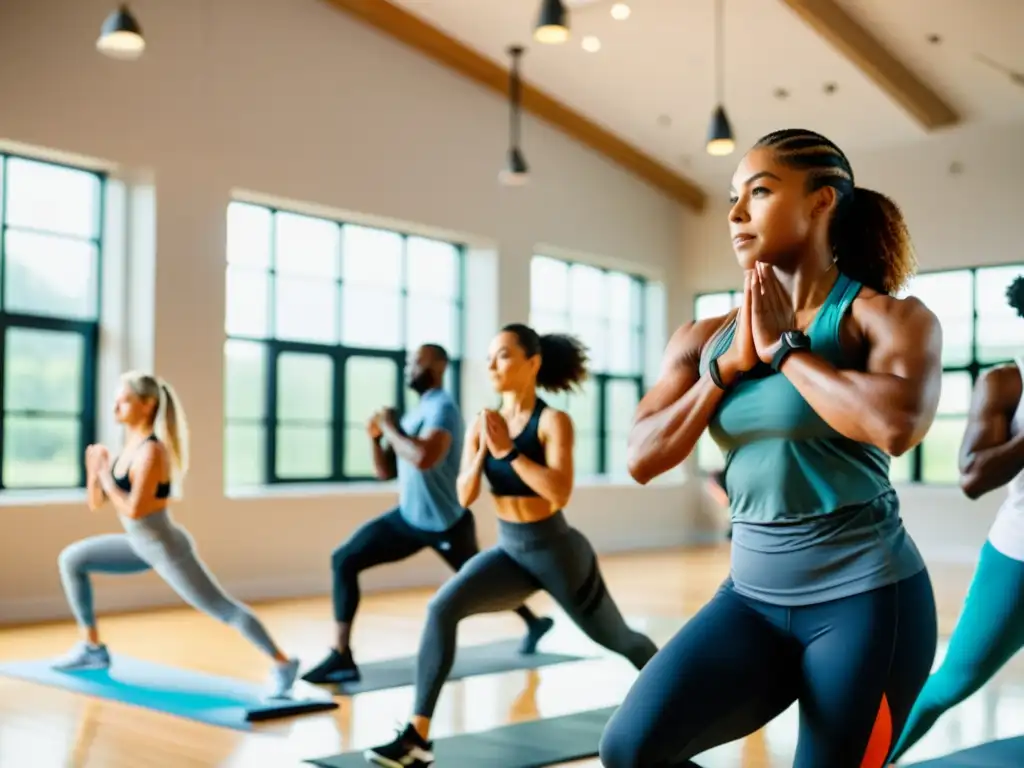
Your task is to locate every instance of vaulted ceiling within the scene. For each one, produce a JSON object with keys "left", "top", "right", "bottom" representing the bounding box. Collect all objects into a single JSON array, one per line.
[{"left": 328, "top": 0, "right": 1024, "bottom": 207}]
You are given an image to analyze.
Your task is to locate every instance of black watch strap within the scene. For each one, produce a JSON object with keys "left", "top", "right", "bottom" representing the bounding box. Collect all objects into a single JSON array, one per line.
[
  {"left": 771, "top": 330, "right": 810, "bottom": 372},
  {"left": 708, "top": 358, "right": 727, "bottom": 390},
  {"left": 499, "top": 447, "right": 520, "bottom": 463}
]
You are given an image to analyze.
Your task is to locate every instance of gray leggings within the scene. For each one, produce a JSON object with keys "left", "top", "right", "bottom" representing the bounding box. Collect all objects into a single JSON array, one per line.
[
  {"left": 57, "top": 511, "right": 282, "bottom": 660},
  {"left": 414, "top": 511, "right": 657, "bottom": 717}
]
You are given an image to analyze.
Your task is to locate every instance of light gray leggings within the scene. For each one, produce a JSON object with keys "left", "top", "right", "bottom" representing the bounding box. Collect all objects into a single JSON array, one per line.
[
  {"left": 414, "top": 511, "right": 658, "bottom": 717},
  {"left": 57, "top": 510, "right": 282, "bottom": 659}
]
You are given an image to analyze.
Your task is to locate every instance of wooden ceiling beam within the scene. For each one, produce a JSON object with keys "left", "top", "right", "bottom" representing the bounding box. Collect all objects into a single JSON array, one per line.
[
  {"left": 321, "top": 0, "right": 707, "bottom": 211},
  {"left": 780, "top": 0, "right": 959, "bottom": 131}
]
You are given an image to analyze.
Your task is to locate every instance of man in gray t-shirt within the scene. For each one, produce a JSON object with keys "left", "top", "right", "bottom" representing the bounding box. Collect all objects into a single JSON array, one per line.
[{"left": 301, "top": 344, "right": 553, "bottom": 685}]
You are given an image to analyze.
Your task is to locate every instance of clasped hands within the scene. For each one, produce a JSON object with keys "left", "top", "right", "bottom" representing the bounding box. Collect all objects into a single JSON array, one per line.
[
  {"left": 477, "top": 409, "right": 514, "bottom": 459},
  {"left": 366, "top": 407, "right": 398, "bottom": 440},
  {"left": 718, "top": 262, "right": 799, "bottom": 383},
  {"left": 85, "top": 443, "right": 110, "bottom": 479}
]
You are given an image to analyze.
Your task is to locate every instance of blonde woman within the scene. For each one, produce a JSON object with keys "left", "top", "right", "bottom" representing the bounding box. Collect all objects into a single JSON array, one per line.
[{"left": 52, "top": 372, "right": 300, "bottom": 699}]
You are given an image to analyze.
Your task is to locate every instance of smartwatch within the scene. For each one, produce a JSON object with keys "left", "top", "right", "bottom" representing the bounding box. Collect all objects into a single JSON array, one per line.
[
  {"left": 771, "top": 330, "right": 811, "bottom": 372},
  {"left": 498, "top": 447, "right": 520, "bottom": 463}
]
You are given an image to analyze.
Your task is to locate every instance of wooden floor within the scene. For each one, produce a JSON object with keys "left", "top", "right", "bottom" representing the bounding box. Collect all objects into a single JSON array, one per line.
[{"left": 1, "top": 544, "right": 1022, "bottom": 768}]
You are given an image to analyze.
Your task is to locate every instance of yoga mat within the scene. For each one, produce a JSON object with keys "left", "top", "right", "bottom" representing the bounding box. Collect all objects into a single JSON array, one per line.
[
  {"left": 307, "top": 706, "right": 616, "bottom": 768},
  {"left": 904, "top": 736, "right": 1024, "bottom": 767},
  {"left": 0, "top": 655, "right": 338, "bottom": 730},
  {"left": 333, "top": 639, "right": 588, "bottom": 695}
]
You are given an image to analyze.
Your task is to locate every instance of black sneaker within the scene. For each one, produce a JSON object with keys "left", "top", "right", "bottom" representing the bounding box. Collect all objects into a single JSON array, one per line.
[
  {"left": 519, "top": 616, "right": 555, "bottom": 655},
  {"left": 301, "top": 647, "right": 361, "bottom": 684},
  {"left": 363, "top": 724, "right": 434, "bottom": 767}
]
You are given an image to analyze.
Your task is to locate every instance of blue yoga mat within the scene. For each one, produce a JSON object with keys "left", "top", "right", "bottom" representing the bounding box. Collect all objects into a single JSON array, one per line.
[
  {"left": 904, "top": 735, "right": 1024, "bottom": 766},
  {"left": 0, "top": 655, "right": 338, "bottom": 730}
]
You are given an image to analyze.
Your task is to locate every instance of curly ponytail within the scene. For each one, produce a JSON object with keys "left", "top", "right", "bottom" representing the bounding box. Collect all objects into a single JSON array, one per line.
[
  {"left": 501, "top": 323, "right": 589, "bottom": 393},
  {"left": 1007, "top": 275, "right": 1024, "bottom": 318},
  {"left": 753, "top": 129, "right": 917, "bottom": 295}
]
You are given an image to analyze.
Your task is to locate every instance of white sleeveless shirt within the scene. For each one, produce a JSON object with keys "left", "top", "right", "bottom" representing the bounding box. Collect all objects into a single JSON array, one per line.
[{"left": 986, "top": 357, "right": 1024, "bottom": 562}]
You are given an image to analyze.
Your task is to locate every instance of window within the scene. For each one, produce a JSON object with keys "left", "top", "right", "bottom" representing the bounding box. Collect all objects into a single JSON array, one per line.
[
  {"left": 224, "top": 201, "right": 465, "bottom": 487},
  {"left": 529, "top": 255, "right": 663, "bottom": 478},
  {"left": 693, "top": 263, "right": 1024, "bottom": 484},
  {"left": 0, "top": 154, "right": 103, "bottom": 490}
]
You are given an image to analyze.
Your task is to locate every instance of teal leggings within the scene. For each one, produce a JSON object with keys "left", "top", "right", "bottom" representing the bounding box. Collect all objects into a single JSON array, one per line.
[{"left": 892, "top": 541, "right": 1024, "bottom": 762}]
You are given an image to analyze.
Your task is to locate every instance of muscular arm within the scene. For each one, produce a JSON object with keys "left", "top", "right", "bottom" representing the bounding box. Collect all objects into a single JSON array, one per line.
[
  {"left": 626, "top": 318, "right": 733, "bottom": 485},
  {"left": 456, "top": 419, "right": 486, "bottom": 508},
  {"left": 778, "top": 296, "right": 942, "bottom": 456},
  {"left": 959, "top": 365, "right": 1024, "bottom": 499},
  {"left": 370, "top": 437, "right": 397, "bottom": 480},
  {"left": 505, "top": 410, "right": 575, "bottom": 509},
  {"left": 379, "top": 420, "right": 452, "bottom": 472},
  {"left": 97, "top": 443, "right": 164, "bottom": 519}
]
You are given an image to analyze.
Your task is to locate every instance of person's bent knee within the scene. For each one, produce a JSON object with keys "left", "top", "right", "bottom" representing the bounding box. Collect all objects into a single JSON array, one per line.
[
  {"left": 58, "top": 543, "right": 85, "bottom": 575},
  {"left": 599, "top": 709, "right": 657, "bottom": 768}
]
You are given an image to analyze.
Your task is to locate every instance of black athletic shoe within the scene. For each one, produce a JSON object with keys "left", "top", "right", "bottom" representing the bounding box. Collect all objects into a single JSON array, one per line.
[
  {"left": 363, "top": 724, "right": 434, "bottom": 767},
  {"left": 519, "top": 615, "right": 555, "bottom": 655},
  {"left": 301, "top": 647, "right": 361, "bottom": 684}
]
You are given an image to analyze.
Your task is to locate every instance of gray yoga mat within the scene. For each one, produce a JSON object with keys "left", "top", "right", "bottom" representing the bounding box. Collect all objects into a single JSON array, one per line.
[
  {"left": 904, "top": 736, "right": 1024, "bottom": 767},
  {"left": 332, "top": 639, "right": 588, "bottom": 695},
  {"left": 306, "top": 706, "right": 616, "bottom": 767}
]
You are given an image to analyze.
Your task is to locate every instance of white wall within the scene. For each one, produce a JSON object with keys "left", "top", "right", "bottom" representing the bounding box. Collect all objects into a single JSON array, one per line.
[
  {"left": 678, "top": 121, "right": 1024, "bottom": 566},
  {"left": 0, "top": 0, "right": 704, "bottom": 624}
]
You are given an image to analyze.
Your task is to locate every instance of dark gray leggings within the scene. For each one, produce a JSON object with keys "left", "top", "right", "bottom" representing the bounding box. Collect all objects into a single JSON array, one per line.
[{"left": 413, "top": 511, "right": 657, "bottom": 717}]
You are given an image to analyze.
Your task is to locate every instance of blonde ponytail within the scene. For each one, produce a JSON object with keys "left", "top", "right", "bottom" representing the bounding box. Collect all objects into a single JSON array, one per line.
[{"left": 156, "top": 379, "right": 190, "bottom": 483}]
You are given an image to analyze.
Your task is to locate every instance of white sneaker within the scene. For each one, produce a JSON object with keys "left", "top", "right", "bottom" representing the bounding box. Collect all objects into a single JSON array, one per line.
[
  {"left": 52, "top": 642, "right": 110, "bottom": 671},
  {"left": 267, "top": 658, "right": 300, "bottom": 699}
]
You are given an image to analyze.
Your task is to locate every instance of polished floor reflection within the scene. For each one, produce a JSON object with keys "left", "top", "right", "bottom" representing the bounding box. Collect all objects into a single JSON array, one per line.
[{"left": 1, "top": 545, "right": 1021, "bottom": 767}]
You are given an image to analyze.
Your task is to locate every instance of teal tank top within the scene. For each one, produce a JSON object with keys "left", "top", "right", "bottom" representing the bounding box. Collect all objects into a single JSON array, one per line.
[{"left": 699, "top": 272, "right": 893, "bottom": 524}]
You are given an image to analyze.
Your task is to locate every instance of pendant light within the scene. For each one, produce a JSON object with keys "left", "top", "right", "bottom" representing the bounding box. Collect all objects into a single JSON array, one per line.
[
  {"left": 499, "top": 46, "right": 530, "bottom": 186},
  {"left": 534, "top": 0, "right": 569, "bottom": 44},
  {"left": 97, "top": 4, "right": 145, "bottom": 60},
  {"left": 706, "top": 0, "right": 734, "bottom": 156}
]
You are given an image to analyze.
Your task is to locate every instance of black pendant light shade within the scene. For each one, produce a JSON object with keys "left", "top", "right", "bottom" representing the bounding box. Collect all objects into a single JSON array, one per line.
[
  {"left": 706, "top": 105, "right": 735, "bottom": 156},
  {"left": 500, "top": 46, "right": 530, "bottom": 186},
  {"left": 97, "top": 4, "right": 145, "bottom": 60},
  {"left": 534, "top": 0, "right": 569, "bottom": 44}
]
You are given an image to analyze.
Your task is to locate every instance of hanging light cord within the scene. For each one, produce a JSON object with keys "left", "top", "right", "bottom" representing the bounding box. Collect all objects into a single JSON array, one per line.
[
  {"left": 509, "top": 46, "right": 524, "bottom": 149},
  {"left": 714, "top": 0, "right": 724, "bottom": 104}
]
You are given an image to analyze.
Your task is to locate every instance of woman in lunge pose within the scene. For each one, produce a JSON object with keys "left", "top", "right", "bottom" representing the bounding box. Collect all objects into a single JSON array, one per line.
[
  {"left": 52, "top": 372, "right": 299, "bottom": 699},
  {"left": 363, "top": 323, "right": 658, "bottom": 768},
  {"left": 600, "top": 129, "right": 943, "bottom": 768},
  {"left": 889, "top": 275, "right": 1024, "bottom": 763}
]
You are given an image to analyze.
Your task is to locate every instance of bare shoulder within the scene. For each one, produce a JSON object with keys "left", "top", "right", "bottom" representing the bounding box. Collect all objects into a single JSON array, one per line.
[
  {"left": 851, "top": 289, "right": 940, "bottom": 341},
  {"left": 663, "top": 311, "right": 738, "bottom": 373},
  {"left": 539, "top": 406, "right": 574, "bottom": 441},
  {"left": 976, "top": 363, "right": 1023, "bottom": 409}
]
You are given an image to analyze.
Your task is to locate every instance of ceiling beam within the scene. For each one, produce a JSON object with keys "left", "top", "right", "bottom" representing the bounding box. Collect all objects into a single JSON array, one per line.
[
  {"left": 780, "top": 0, "right": 959, "bottom": 131},
  {"left": 321, "top": 0, "right": 707, "bottom": 211}
]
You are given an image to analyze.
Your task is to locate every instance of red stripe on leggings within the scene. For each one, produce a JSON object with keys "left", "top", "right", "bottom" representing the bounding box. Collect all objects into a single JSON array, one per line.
[{"left": 860, "top": 694, "right": 892, "bottom": 768}]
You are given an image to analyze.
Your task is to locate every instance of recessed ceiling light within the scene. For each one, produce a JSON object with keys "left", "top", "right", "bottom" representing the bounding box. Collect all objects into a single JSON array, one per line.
[
  {"left": 656, "top": 114, "right": 672, "bottom": 127},
  {"left": 926, "top": 33, "right": 942, "bottom": 45},
  {"left": 610, "top": 2, "right": 631, "bottom": 20},
  {"left": 773, "top": 87, "right": 790, "bottom": 100},
  {"left": 582, "top": 35, "right": 601, "bottom": 52},
  {"left": 823, "top": 82, "right": 838, "bottom": 95}
]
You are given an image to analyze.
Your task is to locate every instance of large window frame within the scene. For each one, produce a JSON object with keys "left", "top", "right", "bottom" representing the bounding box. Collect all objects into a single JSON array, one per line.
[
  {"left": 224, "top": 201, "right": 467, "bottom": 488},
  {"left": 529, "top": 254, "right": 658, "bottom": 478},
  {"left": 0, "top": 152, "right": 103, "bottom": 491},
  {"left": 692, "top": 263, "right": 1024, "bottom": 484}
]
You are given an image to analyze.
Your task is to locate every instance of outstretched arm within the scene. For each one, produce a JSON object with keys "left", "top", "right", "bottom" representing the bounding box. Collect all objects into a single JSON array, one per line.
[
  {"left": 500, "top": 410, "right": 575, "bottom": 509},
  {"left": 626, "top": 318, "right": 733, "bottom": 485},
  {"left": 959, "top": 365, "right": 1024, "bottom": 499},
  {"left": 777, "top": 295, "right": 943, "bottom": 456}
]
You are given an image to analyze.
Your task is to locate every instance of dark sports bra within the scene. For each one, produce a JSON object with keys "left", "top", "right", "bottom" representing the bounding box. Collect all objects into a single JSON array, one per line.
[
  {"left": 483, "top": 399, "right": 548, "bottom": 497},
  {"left": 112, "top": 434, "right": 171, "bottom": 499}
]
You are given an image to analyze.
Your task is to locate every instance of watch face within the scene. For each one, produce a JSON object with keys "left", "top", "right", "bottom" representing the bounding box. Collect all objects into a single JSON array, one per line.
[{"left": 785, "top": 330, "right": 809, "bottom": 347}]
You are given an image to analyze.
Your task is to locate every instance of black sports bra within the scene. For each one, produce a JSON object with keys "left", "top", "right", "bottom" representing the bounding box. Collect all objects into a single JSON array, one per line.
[
  {"left": 483, "top": 399, "right": 548, "bottom": 497},
  {"left": 112, "top": 434, "right": 171, "bottom": 499}
]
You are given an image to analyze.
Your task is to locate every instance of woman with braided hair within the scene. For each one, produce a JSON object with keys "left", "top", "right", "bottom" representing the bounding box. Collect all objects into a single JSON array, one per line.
[
  {"left": 599, "top": 129, "right": 944, "bottom": 767},
  {"left": 888, "top": 274, "right": 1024, "bottom": 763}
]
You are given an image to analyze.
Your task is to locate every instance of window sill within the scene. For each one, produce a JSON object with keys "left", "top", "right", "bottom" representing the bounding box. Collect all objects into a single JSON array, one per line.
[
  {"left": 224, "top": 472, "right": 688, "bottom": 501},
  {"left": 0, "top": 488, "right": 89, "bottom": 507}
]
